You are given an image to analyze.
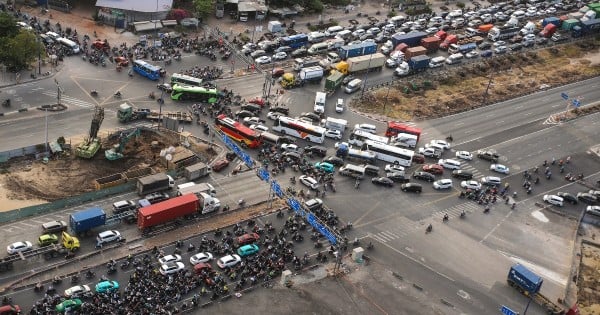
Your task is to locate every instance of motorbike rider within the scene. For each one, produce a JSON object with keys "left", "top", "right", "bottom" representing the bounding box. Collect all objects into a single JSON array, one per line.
[{"left": 426, "top": 224, "right": 433, "bottom": 232}]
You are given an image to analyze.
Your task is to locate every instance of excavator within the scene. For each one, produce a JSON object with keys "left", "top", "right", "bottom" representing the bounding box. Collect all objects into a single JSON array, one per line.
[
  {"left": 75, "top": 105, "right": 105, "bottom": 159},
  {"left": 105, "top": 128, "right": 140, "bottom": 160}
]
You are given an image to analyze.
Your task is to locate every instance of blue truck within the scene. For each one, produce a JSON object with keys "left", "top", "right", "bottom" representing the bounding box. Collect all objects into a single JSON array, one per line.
[
  {"left": 394, "top": 55, "right": 431, "bottom": 76},
  {"left": 70, "top": 207, "right": 106, "bottom": 234},
  {"left": 391, "top": 32, "right": 428, "bottom": 48},
  {"left": 448, "top": 42, "right": 477, "bottom": 54},
  {"left": 572, "top": 18, "right": 600, "bottom": 37},
  {"left": 338, "top": 42, "right": 377, "bottom": 60},
  {"left": 542, "top": 17, "right": 562, "bottom": 28}
]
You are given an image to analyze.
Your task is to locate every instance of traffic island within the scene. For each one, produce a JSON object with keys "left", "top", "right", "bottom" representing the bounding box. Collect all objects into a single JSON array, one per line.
[{"left": 37, "top": 104, "right": 67, "bottom": 112}]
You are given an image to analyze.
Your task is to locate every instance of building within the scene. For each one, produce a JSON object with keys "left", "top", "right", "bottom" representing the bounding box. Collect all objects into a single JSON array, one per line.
[
  {"left": 224, "top": 0, "right": 267, "bottom": 21},
  {"left": 94, "top": 0, "right": 173, "bottom": 31}
]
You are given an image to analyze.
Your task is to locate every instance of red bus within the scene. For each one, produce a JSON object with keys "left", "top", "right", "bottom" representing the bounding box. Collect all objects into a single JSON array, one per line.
[
  {"left": 385, "top": 122, "right": 422, "bottom": 141},
  {"left": 215, "top": 114, "right": 262, "bottom": 148}
]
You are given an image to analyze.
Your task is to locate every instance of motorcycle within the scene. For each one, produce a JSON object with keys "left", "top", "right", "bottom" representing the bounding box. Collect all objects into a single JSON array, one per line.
[
  {"left": 460, "top": 211, "right": 466, "bottom": 219},
  {"left": 114, "top": 91, "right": 122, "bottom": 99},
  {"left": 425, "top": 224, "right": 433, "bottom": 234},
  {"left": 442, "top": 214, "right": 449, "bottom": 222},
  {"left": 1, "top": 99, "right": 10, "bottom": 108},
  {"left": 149, "top": 92, "right": 156, "bottom": 99},
  {"left": 90, "top": 90, "right": 98, "bottom": 97}
]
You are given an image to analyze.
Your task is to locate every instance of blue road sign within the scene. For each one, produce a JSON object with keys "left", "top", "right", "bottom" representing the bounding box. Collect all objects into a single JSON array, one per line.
[
  {"left": 221, "top": 134, "right": 254, "bottom": 168},
  {"left": 257, "top": 168, "right": 269, "bottom": 181},
  {"left": 271, "top": 181, "right": 283, "bottom": 197},
  {"left": 306, "top": 213, "right": 337, "bottom": 244},
  {"left": 572, "top": 99, "right": 581, "bottom": 107},
  {"left": 561, "top": 92, "right": 569, "bottom": 100},
  {"left": 501, "top": 305, "right": 518, "bottom": 315}
]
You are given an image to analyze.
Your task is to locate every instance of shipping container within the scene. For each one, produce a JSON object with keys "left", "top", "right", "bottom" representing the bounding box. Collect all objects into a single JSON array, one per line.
[
  {"left": 338, "top": 42, "right": 377, "bottom": 59},
  {"left": 420, "top": 37, "right": 441, "bottom": 53},
  {"left": 391, "top": 32, "right": 428, "bottom": 48},
  {"left": 562, "top": 19, "right": 580, "bottom": 31},
  {"left": 404, "top": 46, "right": 428, "bottom": 59},
  {"left": 137, "top": 193, "right": 199, "bottom": 229},
  {"left": 70, "top": 207, "right": 106, "bottom": 234}
]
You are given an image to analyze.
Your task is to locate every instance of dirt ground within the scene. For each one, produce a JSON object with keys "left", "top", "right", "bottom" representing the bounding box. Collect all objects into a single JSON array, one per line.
[{"left": 578, "top": 242, "right": 600, "bottom": 315}]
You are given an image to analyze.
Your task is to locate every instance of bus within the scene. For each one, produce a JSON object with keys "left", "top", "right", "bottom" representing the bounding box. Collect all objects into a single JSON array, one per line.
[
  {"left": 385, "top": 122, "right": 422, "bottom": 141},
  {"left": 133, "top": 60, "right": 164, "bottom": 81},
  {"left": 215, "top": 114, "right": 262, "bottom": 148},
  {"left": 57, "top": 37, "right": 80, "bottom": 54},
  {"left": 348, "top": 129, "right": 389, "bottom": 147},
  {"left": 280, "top": 34, "right": 309, "bottom": 49},
  {"left": 170, "top": 84, "right": 219, "bottom": 103},
  {"left": 272, "top": 116, "right": 326, "bottom": 144},
  {"left": 363, "top": 140, "right": 414, "bottom": 167},
  {"left": 170, "top": 73, "right": 203, "bottom": 87}
]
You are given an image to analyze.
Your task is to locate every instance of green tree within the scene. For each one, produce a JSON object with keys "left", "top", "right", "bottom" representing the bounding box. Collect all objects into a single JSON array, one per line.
[
  {"left": 0, "top": 12, "right": 19, "bottom": 38},
  {"left": 193, "top": 0, "right": 214, "bottom": 19},
  {"left": 0, "top": 31, "right": 44, "bottom": 71}
]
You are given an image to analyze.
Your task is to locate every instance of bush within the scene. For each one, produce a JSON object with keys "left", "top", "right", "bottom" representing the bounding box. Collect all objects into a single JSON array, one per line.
[
  {"left": 456, "top": 2, "right": 465, "bottom": 9},
  {"left": 167, "top": 9, "right": 191, "bottom": 21}
]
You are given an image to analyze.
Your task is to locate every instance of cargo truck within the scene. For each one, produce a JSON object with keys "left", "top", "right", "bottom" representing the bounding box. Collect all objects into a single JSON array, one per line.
[
  {"left": 439, "top": 34, "right": 458, "bottom": 49},
  {"left": 420, "top": 37, "right": 441, "bottom": 53},
  {"left": 337, "top": 42, "right": 377, "bottom": 60},
  {"left": 404, "top": 46, "right": 427, "bottom": 60},
  {"left": 391, "top": 32, "right": 428, "bottom": 48},
  {"left": 177, "top": 182, "right": 217, "bottom": 197},
  {"left": 561, "top": 19, "right": 580, "bottom": 31},
  {"left": 542, "top": 17, "right": 562, "bottom": 28},
  {"left": 136, "top": 173, "right": 175, "bottom": 196},
  {"left": 293, "top": 57, "right": 321, "bottom": 71},
  {"left": 324, "top": 117, "right": 348, "bottom": 132},
  {"left": 137, "top": 193, "right": 220, "bottom": 230},
  {"left": 448, "top": 42, "right": 477, "bottom": 54},
  {"left": 539, "top": 24, "right": 558, "bottom": 38},
  {"left": 335, "top": 53, "right": 386, "bottom": 75},
  {"left": 325, "top": 70, "right": 344, "bottom": 92},
  {"left": 507, "top": 264, "right": 579, "bottom": 315},
  {"left": 70, "top": 207, "right": 106, "bottom": 235},
  {"left": 184, "top": 162, "right": 211, "bottom": 181},
  {"left": 395, "top": 55, "right": 431, "bottom": 76},
  {"left": 487, "top": 26, "right": 520, "bottom": 41},
  {"left": 299, "top": 66, "right": 324, "bottom": 83},
  {"left": 572, "top": 18, "right": 600, "bottom": 37}
]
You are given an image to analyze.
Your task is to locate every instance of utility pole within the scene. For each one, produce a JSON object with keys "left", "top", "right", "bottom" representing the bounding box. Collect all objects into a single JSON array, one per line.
[{"left": 360, "top": 53, "right": 374, "bottom": 98}]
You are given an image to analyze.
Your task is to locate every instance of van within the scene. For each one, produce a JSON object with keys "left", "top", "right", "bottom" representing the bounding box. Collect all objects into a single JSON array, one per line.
[
  {"left": 353, "top": 123, "right": 377, "bottom": 134},
  {"left": 401, "top": 183, "right": 423, "bottom": 193},
  {"left": 304, "top": 198, "right": 323, "bottom": 211},
  {"left": 465, "top": 27, "right": 480, "bottom": 37},
  {"left": 45, "top": 31, "right": 61, "bottom": 40},
  {"left": 308, "top": 42, "right": 329, "bottom": 55},
  {"left": 336, "top": 30, "right": 352, "bottom": 41},
  {"left": 308, "top": 32, "right": 326, "bottom": 43},
  {"left": 326, "top": 38, "right": 345, "bottom": 50},
  {"left": 339, "top": 164, "right": 366, "bottom": 178},
  {"left": 446, "top": 53, "right": 464, "bottom": 65},
  {"left": 344, "top": 78, "right": 363, "bottom": 94},
  {"left": 390, "top": 15, "right": 407, "bottom": 27},
  {"left": 326, "top": 25, "right": 344, "bottom": 37},
  {"left": 429, "top": 56, "right": 446, "bottom": 68},
  {"left": 362, "top": 164, "right": 380, "bottom": 176},
  {"left": 511, "top": 10, "right": 525, "bottom": 20},
  {"left": 314, "top": 91, "right": 326, "bottom": 113},
  {"left": 177, "top": 182, "right": 196, "bottom": 192}
]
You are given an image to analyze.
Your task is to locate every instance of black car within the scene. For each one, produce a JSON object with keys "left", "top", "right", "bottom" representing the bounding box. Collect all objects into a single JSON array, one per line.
[
  {"left": 412, "top": 171, "right": 435, "bottom": 182},
  {"left": 387, "top": 172, "right": 410, "bottom": 183},
  {"left": 342, "top": 75, "right": 356, "bottom": 85},
  {"left": 283, "top": 151, "right": 302, "bottom": 163},
  {"left": 477, "top": 150, "right": 499, "bottom": 162},
  {"left": 401, "top": 183, "right": 423, "bottom": 193},
  {"left": 291, "top": 48, "right": 308, "bottom": 58},
  {"left": 323, "top": 156, "right": 344, "bottom": 167},
  {"left": 578, "top": 193, "right": 598, "bottom": 205},
  {"left": 304, "top": 145, "right": 328, "bottom": 158},
  {"left": 269, "top": 106, "right": 290, "bottom": 115},
  {"left": 478, "top": 42, "right": 492, "bottom": 50},
  {"left": 235, "top": 110, "right": 255, "bottom": 119},
  {"left": 279, "top": 136, "right": 296, "bottom": 145},
  {"left": 371, "top": 177, "right": 394, "bottom": 187},
  {"left": 145, "top": 192, "right": 170, "bottom": 204},
  {"left": 300, "top": 112, "right": 321, "bottom": 123},
  {"left": 241, "top": 103, "right": 261, "bottom": 114},
  {"left": 452, "top": 170, "right": 473, "bottom": 180},
  {"left": 557, "top": 192, "right": 578, "bottom": 205}
]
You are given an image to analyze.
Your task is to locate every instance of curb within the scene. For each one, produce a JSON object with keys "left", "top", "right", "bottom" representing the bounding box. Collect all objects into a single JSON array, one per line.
[{"left": 0, "top": 66, "right": 61, "bottom": 90}]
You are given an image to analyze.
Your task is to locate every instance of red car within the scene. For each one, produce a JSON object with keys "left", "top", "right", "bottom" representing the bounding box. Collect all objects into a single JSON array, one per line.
[
  {"left": 92, "top": 40, "right": 109, "bottom": 50},
  {"left": 236, "top": 233, "right": 260, "bottom": 246},
  {"left": 248, "top": 97, "right": 265, "bottom": 107},
  {"left": 193, "top": 262, "right": 212, "bottom": 275},
  {"left": 422, "top": 164, "right": 444, "bottom": 175},
  {"left": 212, "top": 159, "right": 229, "bottom": 172},
  {"left": 115, "top": 56, "right": 129, "bottom": 67},
  {"left": 272, "top": 68, "right": 285, "bottom": 78}
]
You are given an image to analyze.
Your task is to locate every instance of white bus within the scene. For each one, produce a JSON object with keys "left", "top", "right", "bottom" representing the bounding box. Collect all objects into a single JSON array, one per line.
[
  {"left": 363, "top": 140, "right": 414, "bottom": 167},
  {"left": 272, "top": 116, "right": 326, "bottom": 144},
  {"left": 170, "top": 73, "right": 203, "bottom": 87},
  {"left": 57, "top": 37, "right": 80, "bottom": 54},
  {"left": 348, "top": 129, "right": 389, "bottom": 147}
]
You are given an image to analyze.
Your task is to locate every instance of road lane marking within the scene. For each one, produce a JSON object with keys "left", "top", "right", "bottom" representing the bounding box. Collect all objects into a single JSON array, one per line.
[{"left": 352, "top": 200, "right": 382, "bottom": 226}]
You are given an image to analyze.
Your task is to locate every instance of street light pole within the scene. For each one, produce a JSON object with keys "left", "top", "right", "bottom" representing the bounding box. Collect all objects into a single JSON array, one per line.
[
  {"left": 38, "top": 36, "right": 42, "bottom": 75},
  {"left": 360, "top": 53, "right": 374, "bottom": 98}
]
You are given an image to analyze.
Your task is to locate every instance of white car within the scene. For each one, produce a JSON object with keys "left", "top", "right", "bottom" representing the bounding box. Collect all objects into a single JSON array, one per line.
[
  {"left": 494, "top": 46, "right": 508, "bottom": 54},
  {"left": 385, "top": 164, "right": 405, "bottom": 173},
  {"left": 243, "top": 116, "right": 261, "bottom": 125},
  {"left": 281, "top": 143, "right": 299, "bottom": 152},
  {"left": 418, "top": 147, "right": 441, "bottom": 158},
  {"left": 465, "top": 51, "right": 479, "bottom": 59},
  {"left": 543, "top": 195, "right": 564, "bottom": 207},
  {"left": 299, "top": 175, "right": 319, "bottom": 190},
  {"left": 159, "top": 262, "right": 185, "bottom": 275},
  {"left": 461, "top": 180, "right": 482, "bottom": 190},
  {"left": 545, "top": 7, "right": 557, "bottom": 14},
  {"left": 190, "top": 252, "right": 214, "bottom": 265},
  {"left": 7, "top": 241, "right": 33, "bottom": 255},
  {"left": 587, "top": 205, "right": 600, "bottom": 216},
  {"left": 158, "top": 254, "right": 182, "bottom": 265},
  {"left": 97, "top": 230, "right": 121, "bottom": 245},
  {"left": 438, "top": 159, "right": 461, "bottom": 170},
  {"left": 324, "top": 129, "right": 342, "bottom": 140},
  {"left": 493, "top": 41, "right": 507, "bottom": 48},
  {"left": 217, "top": 254, "right": 242, "bottom": 269},
  {"left": 335, "top": 99, "right": 344, "bottom": 113},
  {"left": 430, "top": 139, "right": 450, "bottom": 149},
  {"left": 267, "top": 111, "right": 282, "bottom": 120},
  {"left": 433, "top": 179, "right": 453, "bottom": 190},
  {"left": 250, "top": 124, "right": 269, "bottom": 132},
  {"left": 255, "top": 56, "right": 272, "bottom": 64},
  {"left": 64, "top": 285, "right": 91, "bottom": 298},
  {"left": 425, "top": 143, "right": 446, "bottom": 152},
  {"left": 490, "top": 164, "right": 510, "bottom": 174},
  {"left": 455, "top": 151, "right": 473, "bottom": 160},
  {"left": 272, "top": 52, "right": 287, "bottom": 61}
]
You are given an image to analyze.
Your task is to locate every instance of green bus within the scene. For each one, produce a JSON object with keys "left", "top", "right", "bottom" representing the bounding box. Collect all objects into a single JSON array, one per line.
[{"left": 170, "top": 84, "right": 219, "bottom": 103}]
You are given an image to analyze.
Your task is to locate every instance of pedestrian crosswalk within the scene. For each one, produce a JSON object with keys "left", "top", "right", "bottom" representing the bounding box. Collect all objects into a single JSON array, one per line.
[
  {"left": 431, "top": 202, "right": 482, "bottom": 220},
  {"left": 42, "top": 90, "right": 95, "bottom": 108},
  {"left": 460, "top": 162, "right": 484, "bottom": 180}
]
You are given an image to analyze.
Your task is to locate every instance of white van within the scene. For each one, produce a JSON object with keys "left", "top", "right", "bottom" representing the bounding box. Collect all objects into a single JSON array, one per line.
[
  {"left": 465, "top": 27, "right": 479, "bottom": 37},
  {"left": 308, "top": 42, "right": 329, "bottom": 55},
  {"left": 339, "top": 164, "right": 366, "bottom": 178},
  {"left": 177, "top": 182, "right": 196, "bottom": 194},
  {"left": 314, "top": 91, "right": 326, "bottom": 113},
  {"left": 336, "top": 30, "right": 352, "bottom": 41},
  {"left": 325, "top": 25, "right": 344, "bottom": 37},
  {"left": 308, "top": 32, "right": 327, "bottom": 43},
  {"left": 446, "top": 53, "right": 464, "bottom": 65},
  {"left": 326, "top": 38, "right": 345, "bottom": 50},
  {"left": 429, "top": 56, "right": 446, "bottom": 68},
  {"left": 344, "top": 78, "right": 362, "bottom": 94},
  {"left": 353, "top": 123, "right": 377, "bottom": 134},
  {"left": 390, "top": 15, "right": 407, "bottom": 27},
  {"left": 511, "top": 10, "right": 526, "bottom": 20}
]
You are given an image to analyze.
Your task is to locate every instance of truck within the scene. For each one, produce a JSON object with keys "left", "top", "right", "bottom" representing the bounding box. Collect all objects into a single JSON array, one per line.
[
  {"left": 299, "top": 66, "right": 324, "bottom": 82},
  {"left": 145, "top": 111, "right": 193, "bottom": 123},
  {"left": 324, "top": 117, "right": 348, "bottom": 132},
  {"left": 137, "top": 193, "right": 220, "bottom": 229},
  {"left": 394, "top": 55, "right": 431, "bottom": 76},
  {"left": 0, "top": 231, "right": 80, "bottom": 272},
  {"left": 507, "top": 264, "right": 579, "bottom": 315},
  {"left": 542, "top": 17, "right": 562, "bottom": 28},
  {"left": 420, "top": 37, "right": 441, "bottom": 53},
  {"left": 136, "top": 173, "right": 175, "bottom": 196},
  {"left": 335, "top": 53, "right": 386, "bottom": 75},
  {"left": 404, "top": 46, "right": 427, "bottom": 60},
  {"left": 324, "top": 70, "right": 344, "bottom": 92},
  {"left": 539, "top": 24, "right": 558, "bottom": 38},
  {"left": 336, "top": 144, "right": 376, "bottom": 164},
  {"left": 319, "top": 52, "right": 341, "bottom": 69},
  {"left": 337, "top": 42, "right": 377, "bottom": 60},
  {"left": 439, "top": 34, "right": 458, "bottom": 50},
  {"left": 519, "top": 21, "right": 538, "bottom": 36},
  {"left": 561, "top": 19, "right": 580, "bottom": 31},
  {"left": 177, "top": 182, "right": 217, "bottom": 197},
  {"left": 391, "top": 32, "right": 428, "bottom": 48},
  {"left": 458, "top": 35, "right": 485, "bottom": 45},
  {"left": 70, "top": 207, "right": 106, "bottom": 234},
  {"left": 293, "top": 57, "right": 321, "bottom": 71},
  {"left": 117, "top": 103, "right": 151, "bottom": 123},
  {"left": 487, "top": 26, "right": 520, "bottom": 41},
  {"left": 448, "top": 42, "right": 477, "bottom": 54},
  {"left": 572, "top": 18, "right": 600, "bottom": 37},
  {"left": 184, "top": 162, "right": 211, "bottom": 181}
]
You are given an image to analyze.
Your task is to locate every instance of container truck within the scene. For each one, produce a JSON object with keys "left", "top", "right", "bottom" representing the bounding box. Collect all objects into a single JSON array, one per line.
[
  {"left": 338, "top": 42, "right": 377, "bottom": 60},
  {"left": 539, "top": 24, "right": 558, "bottom": 38},
  {"left": 394, "top": 55, "right": 431, "bottom": 76},
  {"left": 391, "top": 32, "right": 428, "bottom": 48},
  {"left": 324, "top": 70, "right": 344, "bottom": 92},
  {"left": 70, "top": 207, "right": 106, "bottom": 234},
  {"left": 572, "top": 18, "right": 600, "bottom": 37},
  {"left": 487, "top": 26, "right": 520, "bottom": 41},
  {"left": 137, "top": 193, "right": 220, "bottom": 229},
  {"left": 420, "top": 37, "right": 441, "bottom": 53},
  {"left": 184, "top": 162, "right": 211, "bottom": 181},
  {"left": 136, "top": 173, "right": 175, "bottom": 196},
  {"left": 448, "top": 42, "right": 476, "bottom": 54},
  {"left": 177, "top": 182, "right": 217, "bottom": 197},
  {"left": 335, "top": 53, "right": 386, "bottom": 75},
  {"left": 404, "top": 46, "right": 427, "bottom": 59},
  {"left": 507, "top": 264, "right": 579, "bottom": 315},
  {"left": 299, "top": 66, "right": 324, "bottom": 82}
]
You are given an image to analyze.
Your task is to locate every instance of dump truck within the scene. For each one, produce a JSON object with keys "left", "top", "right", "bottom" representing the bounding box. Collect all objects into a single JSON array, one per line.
[
  {"left": 507, "top": 264, "right": 579, "bottom": 315},
  {"left": 184, "top": 162, "right": 212, "bottom": 181},
  {"left": 324, "top": 70, "right": 344, "bottom": 93},
  {"left": 70, "top": 207, "right": 106, "bottom": 235},
  {"left": 137, "top": 193, "right": 220, "bottom": 230},
  {"left": 0, "top": 231, "right": 80, "bottom": 272},
  {"left": 299, "top": 66, "right": 324, "bottom": 83},
  {"left": 177, "top": 182, "right": 217, "bottom": 197},
  {"left": 335, "top": 53, "right": 385, "bottom": 75},
  {"left": 136, "top": 173, "right": 175, "bottom": 196},
  {"left": 338, "top": 42, "right": 377, "bottom": 59}
]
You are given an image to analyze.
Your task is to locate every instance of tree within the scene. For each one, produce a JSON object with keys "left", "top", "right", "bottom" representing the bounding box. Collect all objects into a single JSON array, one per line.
[
  {"left": 0, "top": 12, "right": 19, "bottom": 38},
  {"left": 193, "top": 0, "right": 214, "bottom": 19},
  {"left": 0, "top": 31, "right": 44, "bottom": 71}
]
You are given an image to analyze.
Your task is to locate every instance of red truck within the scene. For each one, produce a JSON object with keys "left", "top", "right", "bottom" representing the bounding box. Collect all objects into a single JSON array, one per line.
[
  {"left": 137, "top": 193, "right": 221, "bottom": 229},
  {"left": 420, "top": 37, "right": 441, "bottom": 53},
  {"left": 439, "top": 34, "right": 458, "bottom": 50},
  {"left": 539, "top": 23, "right": 557, "bottom": 38},
  {"left": 404, "top": 46, "right": 428, "bottom": 59},
  {"left": 434, "top": 30, "right": 447, "bottom": 41}
]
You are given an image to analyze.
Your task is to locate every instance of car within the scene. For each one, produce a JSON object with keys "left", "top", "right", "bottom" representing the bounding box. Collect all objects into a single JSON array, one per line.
[
  {"left": 545, "top": 7, "right": 557, "bottom": 14},
  {"left": 38, "top": 234, "right": 59, "bottom": 247},
  {"left": 55, "top": 298, "right": 82, "bottom": 313},
  {"left": 452, "top": 170, "right": 473, "bottom": 180},
  {"left": 281, "top": 143, "right": 300, "bottom": 152},
  {"left": 7, "top": 241, "right": 33, "bottom": 254},
  {"left": 578, "top": 193, "right": 598, "bottom": 205},
  {"left": 401, "top": 183, "right": 423, "bottom": 193},
  {"left": 425, "top": 142, "right": 445, "bottom": 152},
  {"left": 535, "top": 37, "right": 548, "bottom": 45},
  {"left": 438, "top": 159, "right": 461, "bottom": 170},
  {"left": 590, "top": 190, "right": 600, "bottom": 198},
  {"left": 42, "top": 220, "right": 68, "bottom": 234},
  {"left": 272, "top": 52, "right": 287, "bottom": 61},
  {"left": 291, "top": 48, "right": 308, "bottom": 57},
  {"left": 342, "top": 75, "right": 356, "bottom": 85},
  {"left": 64, "top": 285, "right": 91, "bottom": 298},
  {"left": 217, "top": 254, "right": 242, "bottom": 268},
  {"left": 477, "top": 150, "right": 500, "bottom": 162},
  {"left": 557, "top": 192, "right": 578, "bottom": 205},
  {"left": 418, "top": 147, "right": 441, "bottom": 158},
  {"left": 465, "top": 50, "right": 479, "bottom": 59},
  {"left": 97, "top": 230, "right": 122, "bottom": 244},
  {"left": 315, "top": 162, "right": 335, "bottom": 173},
  {"left": 385, "top": 164, "right": 405, "bottom": 173},
  {"left": 299, "top": 175, "right": 319, "bottom": 190},
  {"left": 493, "top": 46, "right": 507, "bottom": 54},
  {"left": 279, "top": 135, "right": 297, "bottom": 145},
  {"left": 478, "top": 42, "right": 492, "bottom": 50},
  {"left": 157, "top": 83, "right": 173, "bottom": 93},
  {"left": 283, "top": 152, "right": 302, "bottom": 163},
  {"left": 243, "top": 116, "right": 262, "bottom": 125},
  {"left": 430, "top": 139, "right": 450, "bottom": 149},
  {"left": 551, "top": 33, "right": 567, "bottom": 42},
  {"left": 190, "top": 252, "right": 214, "bottom": 265},
  {"left": 461, "top": 180, "right": 482, "bottom": 190},
  {"left": 267, "top": 111, "right": 282, "bottom": 120},
  {"left": 371, "top": 177, "right": 394, "bottom": 187},
  {"left": 433, "top": 179, "right": 453, "bottom": 190},
  {"left": 335, "top": 99, "right": 344, "bottom": 113},
  {"left": 509, "top": 43, "right": 523, "bottom": 51},
  {"left": 412, "top": 171, "right": 435, "bottom": 182},
  {"left": 481, "top": 176, "right": 502, "bottom": 186},
  {"left": 160, "top": 262, "right": 185, "bottom": 275},
  {"left": 237, "top": 244, "right": 260, "bottom": 257},
  {"left": 212, "top": 158, "right": 230, "bottom": 172},
  {"left": 112, "top": 200, "right": 136, "bottom": 214},
  {"left": 586, "top": 205, "right": 600, "bottom": 217},
  {"left": 422, "top": 164, "right": 444, "bottom": 175},
  {"left": 300, "top": 112, "right": 321, "bottom": 123},
  {"left": 235, "top": 110, "right": 255, "bottom": 119},
  {"left": 543, "top": 194, "right": 564, "bottom": 207},
  {"left": 455, "top": 151, "right": 473, "bottom": 161},
  {"left": 255, "top": 56, "right": 272, "bottom": 64},
  {"left": 250, "top": 124, "right": 269, "bottom": 132},
  {"left": 237, "top": 232, "right": 260, "bottom": 246},
  {"left": 272, "top": 67, "right": 285, "bottom": 78},
  {"left": 144, "top": 192, "right": 170, "bottom": 204},
  {"left": 250, "top": 49, "right": 267, "bottom": 58},
  {"left": 158, "top": 254, "right": 182, "bottom": 265},
  {"left": 275, "top": 46, "right": 293, "bottom": 53},
  {"left": 493, "top": 41, "right": 507, "bottom": 48},
  {"left": 269, "top": 106, "right": 290, "bottom": 115},
  {"left": 386, "top": 172, "right": 409, "bottom": 183},
  {"left": 490, "top": 164, "right": 510, "bottom": 174},
  {"left": 322, "top": 129, "right": 342, "bottom": 140},
  {"left": 323, "top": 156, "right": 344, "bottom": 166},
  {"left": 193, "top": 262, "right": 213, "bottom": 274},
  {"left": 95, "top": 280, "right": 119, "bottom": 293},
  {"left": 304, "top": 198, "right": 323, "bottom": 211}
]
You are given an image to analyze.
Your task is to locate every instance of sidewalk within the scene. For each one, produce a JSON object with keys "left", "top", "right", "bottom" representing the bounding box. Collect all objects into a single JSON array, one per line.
[{"left": 0, "top": 62, "right": 60, "bottom": 89}]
